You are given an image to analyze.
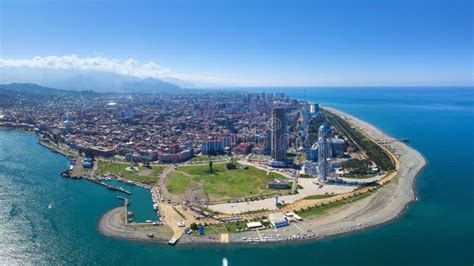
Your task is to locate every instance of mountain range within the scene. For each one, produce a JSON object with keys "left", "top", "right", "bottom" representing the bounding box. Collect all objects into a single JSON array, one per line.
[{"left": 0, "top": 67, "right": 192, "bottom": 93}]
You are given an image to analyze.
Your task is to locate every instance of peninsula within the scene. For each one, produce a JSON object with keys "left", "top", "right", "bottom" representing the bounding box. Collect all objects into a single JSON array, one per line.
[{"left": 0, "top": 83, "right": 426, "bottom": 245}]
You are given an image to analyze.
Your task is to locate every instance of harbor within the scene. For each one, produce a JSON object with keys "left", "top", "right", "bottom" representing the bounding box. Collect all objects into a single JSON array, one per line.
[{"left": 55, "top": 153, "right": 160, "bottom": 224}]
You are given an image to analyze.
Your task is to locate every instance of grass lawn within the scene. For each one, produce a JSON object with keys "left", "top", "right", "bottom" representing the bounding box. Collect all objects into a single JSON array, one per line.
[
  {"left": 197, "top": 221, "right": 249, "bottom": 234},
  {"left": 224, "top": 220, "right": 249, "bottom": 233},
  {"left": 167, "top": 163, "right": 288, "bottom": 199},
  {"left": 296, "top": 190, "right": 376, "bottom": 218},
  {"left": 303, "top": 194, "right": 335, "bottom": 200},
  {"left": 167, "top": 171, "right": 192, "bottom": 193},
  {"left": 96, "top": 160, "right": 164, "bottom": 184}
]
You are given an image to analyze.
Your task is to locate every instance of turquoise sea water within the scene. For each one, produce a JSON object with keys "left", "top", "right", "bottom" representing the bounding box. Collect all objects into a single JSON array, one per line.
[
  {"left": 102, "top": 179, "right": 157, "bottom": 223},
  {"left": 0, "top": 87, "right": 473, "bottom": 265}
]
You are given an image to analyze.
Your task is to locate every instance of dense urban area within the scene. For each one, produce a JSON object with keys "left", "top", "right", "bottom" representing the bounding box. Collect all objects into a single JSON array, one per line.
[{"left": 0, "top": 83, "right": 406, "bottom": 245}]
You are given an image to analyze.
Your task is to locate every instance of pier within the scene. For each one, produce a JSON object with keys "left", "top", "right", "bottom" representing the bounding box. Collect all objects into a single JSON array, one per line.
[
  {"left": 117, "top": 196, "right": 130, "bottom": 224},
  {"left": 84, "top": 177, "right": 132, "bottom": 195}
]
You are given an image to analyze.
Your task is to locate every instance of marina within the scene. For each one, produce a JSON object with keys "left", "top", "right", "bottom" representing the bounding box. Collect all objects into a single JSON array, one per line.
[{"left": 83, "top": 178, "right": 132, "bottom": 195}]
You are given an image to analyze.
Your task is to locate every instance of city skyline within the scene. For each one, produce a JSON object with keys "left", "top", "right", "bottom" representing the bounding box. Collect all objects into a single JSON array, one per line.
[
  {"left": 0, "top": 1, "right": 472, "bottom": 263},
  {"left": 1, "top": 0, "right": 473, "bottom": 87}
]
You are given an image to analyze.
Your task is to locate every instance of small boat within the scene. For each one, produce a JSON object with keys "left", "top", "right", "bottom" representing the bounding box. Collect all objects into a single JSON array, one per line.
[{"left": 222, "top": 257, "right": 228, "bottom": 266}]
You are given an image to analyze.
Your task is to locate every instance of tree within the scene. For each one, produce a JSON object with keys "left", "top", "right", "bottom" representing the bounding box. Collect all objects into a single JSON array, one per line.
[
  {"left": 208, "top": 158, "right": 213, "bottom": 173},
  {"left": 323, "top": 110, "right": 395, "bottom": 171},
  {"left": 190, "top": 223, "right": 198, "bottom": 231}
]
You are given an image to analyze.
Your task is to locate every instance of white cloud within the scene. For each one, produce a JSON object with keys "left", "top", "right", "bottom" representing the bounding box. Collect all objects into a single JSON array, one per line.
[
  {"left": 0, "top": 54, "right": 266, "bottom": 87},
  {"left": 0, "top": 54, "right": 255, "bottom": 86},
  {"left": 0, "top": 55, "right": 171, "bottom": 79}
]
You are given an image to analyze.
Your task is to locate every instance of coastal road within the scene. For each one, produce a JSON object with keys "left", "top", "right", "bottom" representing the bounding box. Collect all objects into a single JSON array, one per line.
[{"left": 157, "top": 166, "right": 182, "bottom": 203}]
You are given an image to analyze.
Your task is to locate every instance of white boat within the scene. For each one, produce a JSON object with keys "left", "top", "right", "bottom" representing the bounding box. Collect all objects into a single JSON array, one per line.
[{"left": 222, "top": 257, "right": 228, "bottom": 266}]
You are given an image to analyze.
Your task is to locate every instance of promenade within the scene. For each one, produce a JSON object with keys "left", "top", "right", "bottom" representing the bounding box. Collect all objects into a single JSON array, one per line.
[{"left": 225, "top": 107, "right": 425, "bottom": 244}]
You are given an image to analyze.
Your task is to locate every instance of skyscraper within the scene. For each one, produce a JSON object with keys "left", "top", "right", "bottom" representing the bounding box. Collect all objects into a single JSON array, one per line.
[
  {"left": 317, "top": 123, "right": 332, "bottom": 181},
  {"left": 309, "top": 103, "right": 319, "bottom": 114},
  {"left": 271, "top": 107, "right": 287, "bottom": 161}
]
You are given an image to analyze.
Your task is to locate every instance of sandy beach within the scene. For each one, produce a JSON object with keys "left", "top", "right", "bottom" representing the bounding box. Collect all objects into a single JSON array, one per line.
[
  {"left": 98, "top": 106, "right": 426, "bottom": 245},
  {"left": 225, "top": 107, "right": 426, "bottom": 243}
]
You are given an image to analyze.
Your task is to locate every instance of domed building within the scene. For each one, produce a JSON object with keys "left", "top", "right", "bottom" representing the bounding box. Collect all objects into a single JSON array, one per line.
[{"left": 318, "top": 123, "right": 332, "bottom": 138}]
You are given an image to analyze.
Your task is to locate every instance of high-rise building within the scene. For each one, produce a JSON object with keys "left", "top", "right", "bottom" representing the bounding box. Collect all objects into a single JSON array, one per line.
[
  {"left": 201, "top": 139, "right": 225, "bottom": 155},
  {"left": 271, "top": 107, "right": 287, "bottom": 161},
  {"left": 309, "top": 103, "right": 319, "bottom": 114},
  {"left": 317, "top": 123, "right": 332, "bottom": 181}
]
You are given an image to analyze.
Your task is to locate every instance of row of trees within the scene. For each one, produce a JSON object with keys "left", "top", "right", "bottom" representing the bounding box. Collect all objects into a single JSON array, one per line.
[
  {"left": 323, "top": 111, "right": 395, "bottom": 171},
  {"left": 341, "top": 159, "right": 372, "bottom": 175},
  {"left": 307, "top": 115, "right": 326, "bottom": 145}
]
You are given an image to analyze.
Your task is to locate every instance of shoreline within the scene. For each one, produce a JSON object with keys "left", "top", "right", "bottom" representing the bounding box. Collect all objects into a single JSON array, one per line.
[
  {"left": 98, "top": 207, "right": 173, "bottom": 243},
  {"left": 96, "top": 106, "right": 426, "bottom": 246},
  {"left": 1, "top": 107, "right": 427, "bottom": 246}
]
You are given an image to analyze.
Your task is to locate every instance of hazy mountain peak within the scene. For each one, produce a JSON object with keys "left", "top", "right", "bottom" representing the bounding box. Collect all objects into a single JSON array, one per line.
[{"left": 0, "top": 67, "right": 181, "bottom": 93}]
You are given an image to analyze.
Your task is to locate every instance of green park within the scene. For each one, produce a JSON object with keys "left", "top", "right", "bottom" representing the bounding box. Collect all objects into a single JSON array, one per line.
[
  {"left": 166, "top": 162, "right": 289, "bottom": 199},
  {"left": 96, "top": 160, "right": 164, "bottom": 184}
]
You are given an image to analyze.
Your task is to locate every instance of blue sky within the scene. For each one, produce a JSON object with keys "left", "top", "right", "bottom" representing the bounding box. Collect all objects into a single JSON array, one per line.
[{"left": 0, "top": 0, "right": 472, "bottom": 86}]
